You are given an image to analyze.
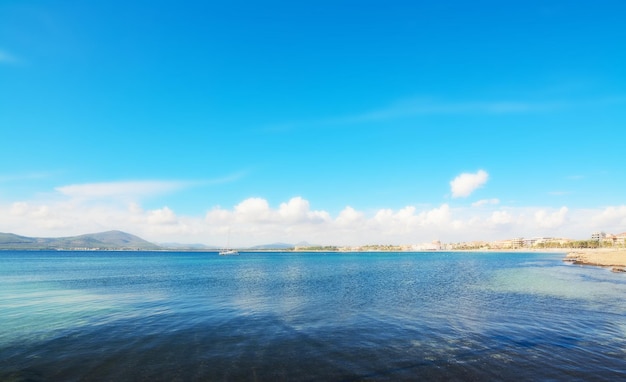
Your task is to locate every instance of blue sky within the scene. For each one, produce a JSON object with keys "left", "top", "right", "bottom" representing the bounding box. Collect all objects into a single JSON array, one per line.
[{"left": 1, "top": 0, "right": 625, "bottom": 246}]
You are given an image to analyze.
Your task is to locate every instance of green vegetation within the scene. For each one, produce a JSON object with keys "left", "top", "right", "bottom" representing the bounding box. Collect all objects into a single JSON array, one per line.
[
  {"left": 572, "top": 240, "right": 601, "bottom": 248},
  {"left": 360, "top": 244, "right": 404, "bottom": 251},
  {"left": 535, "top": 240, "right": 619, "bottom": 249},
  {"left": 296, "top": 246, "right": 339, "bottom": 251}
]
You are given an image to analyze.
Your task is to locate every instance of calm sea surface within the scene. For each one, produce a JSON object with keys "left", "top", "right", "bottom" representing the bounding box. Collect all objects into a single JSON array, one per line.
[{"left": 1, "top": 251, "right": 625, "bottom": 381}]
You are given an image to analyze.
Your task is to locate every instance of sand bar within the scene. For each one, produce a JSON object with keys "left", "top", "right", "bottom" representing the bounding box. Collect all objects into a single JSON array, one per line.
[{"left": 564, "top": 249, "right": 626, "bottom": 272}]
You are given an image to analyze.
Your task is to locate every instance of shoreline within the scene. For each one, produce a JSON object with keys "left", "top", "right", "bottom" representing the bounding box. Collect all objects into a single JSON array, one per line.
[{"left": 563, "top": 248, "right": 626, "bottom": 272}]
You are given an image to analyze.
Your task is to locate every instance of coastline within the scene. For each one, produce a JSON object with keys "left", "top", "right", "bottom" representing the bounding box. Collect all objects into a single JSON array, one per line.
[{"left": 564, "top": 248, "right": 626, "bottom": 272}]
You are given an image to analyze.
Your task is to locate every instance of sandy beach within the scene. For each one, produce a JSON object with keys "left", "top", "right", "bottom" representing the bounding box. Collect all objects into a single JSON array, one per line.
[{"left": 564, "top": 248, "right": 626, "bottom": 272}]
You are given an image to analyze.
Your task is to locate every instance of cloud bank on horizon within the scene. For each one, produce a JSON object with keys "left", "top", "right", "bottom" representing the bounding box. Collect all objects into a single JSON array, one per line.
[{"left": 1, "top": 172, "right": 625, "bottom": 247}]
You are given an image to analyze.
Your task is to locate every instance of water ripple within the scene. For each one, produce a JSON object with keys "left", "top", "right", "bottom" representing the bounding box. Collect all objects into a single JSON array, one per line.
[{"left": 1, "top": 251, "right": 625, "bottom": 381}]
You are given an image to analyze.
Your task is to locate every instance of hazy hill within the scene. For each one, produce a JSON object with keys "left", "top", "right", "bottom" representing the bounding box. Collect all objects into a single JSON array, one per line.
[
  {"left": 0, "top": 230, "right": 161, "bottom": 250},
  {"left": 159, "top": 242, "right": 218, "bottom": 250},
  {"left": 248, "top": 242, "right": 295, "bottom": 250}
]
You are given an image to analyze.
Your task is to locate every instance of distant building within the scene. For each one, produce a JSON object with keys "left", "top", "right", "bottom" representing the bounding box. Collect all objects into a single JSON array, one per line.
[
  {"left": 591, "top": 231, "right": 606, "bottom": 241},
  {"left": 617, "top": 232, "right": 626, "bottom": 246},
  {"left": 587, "top": 231, "right": 626, "bottom": 246},
  {"left": 523, "top": 238, "right": 538, "bottom": 247},
  {"left": 490, "top": 239, "right": 513, "bottom": 249},
  {"left": 605, "top": 234, "right": 617, "bottom": 245},
  {"left": 511, "top": 237, "right": 524, "bottom": 248},
  {"left": 411, "top": 241, "right": 441, "bottom": 251},
  {"left": 539, "top": 237, "right": 572, "bottom": 247}
]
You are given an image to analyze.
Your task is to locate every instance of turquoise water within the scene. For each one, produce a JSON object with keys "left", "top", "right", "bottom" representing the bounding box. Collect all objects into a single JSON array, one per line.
[{"left": 1, "top": 251, "right": 625, "bottom": 381}]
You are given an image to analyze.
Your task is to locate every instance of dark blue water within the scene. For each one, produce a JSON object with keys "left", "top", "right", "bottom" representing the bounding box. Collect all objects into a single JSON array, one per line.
[{"left": 1, "top": 251, "right": 625, "bottom": 381}]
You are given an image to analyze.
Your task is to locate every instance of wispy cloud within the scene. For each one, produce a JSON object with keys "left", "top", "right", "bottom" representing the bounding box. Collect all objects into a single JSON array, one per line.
[
  {"left": 55, "top": 180, "right": 188, "bottom": 199},
  {"left": 341, "top": 99, "right": 565, "bottom": 124},
  {"left": 260, "top": 97, "right": 569, "bottom": 133},
  {"left": 472, "top": 198, "right": 500, "bottom": 207},
  {"left": 204, "top": 171, "right": 248, "bottom": 185},
  {"left": 261, "top": 95, "right": 626, "bottom": 134},
  {"left": 0, "top": 49, "right": 19, "bottom": 64},
  {"left": 54, "top": 171, "right": 246, "bottom": 200},
  {"left": 338, "top": 95, "right": 626, "bottom": 125},
  {"left": 0, "top": 171, "right": 58, "bottom": 182}
]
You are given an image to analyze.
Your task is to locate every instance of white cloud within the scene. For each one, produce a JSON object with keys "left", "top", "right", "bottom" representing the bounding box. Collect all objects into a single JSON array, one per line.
[
  {"left": 3, "top": 181, "right": 626, "bottom": 246},
  {"left": 472, "top": 198, "right": 500, "bottom": 207},
  {"left": 372, "top": 206, "right": 416, "bottom": 234},
  {"left": 373, "top": 208, "right": 394, "bottom": 222},
  {"left": 10, "top": 202, "right": 30, "bottom": 216},
  {"left": 6, "top": 201, "right": 76, "bottom": 231},
  {"left": 418, "top": 204, "right": 451, "bottom": 226},
  {"left": 147, "top": 207, "right": 178, "bottom": 225},
  {"left": 450, "top": 170, "right": 489, "bottom": 198},
  {"left": 592, "top": 205, "right": 626, "bottom": 229},
  {"left": 490, "top": 210, "right": 513, "bottom": 225},
  {"left": 535, "top": 207, "right": 569, "bottom": 229},
  {"left": 278, "top": 197, "right": 310, "bottom": 221},
  {"left": 205, "top": 207, "right": 232, "bottom": 224},
  {"left": 278, "top": 197, "right": 330, "bottom": 223},
  {"left": 234, "top": 197, "right": 272, "bottom": 222},
  {"left": 206, "top": 196, "right": 331, "bottom": 228},
  {"left": 335, "top": 206, "right": 365, "bottom": 227},
  {"left": 128, "top": 202, "right": 143, "bottom": 215}
]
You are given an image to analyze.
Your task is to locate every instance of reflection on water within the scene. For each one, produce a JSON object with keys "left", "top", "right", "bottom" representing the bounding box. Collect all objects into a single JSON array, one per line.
[{"left": 1, "top": 251, "right": 625, "bottom": 381}]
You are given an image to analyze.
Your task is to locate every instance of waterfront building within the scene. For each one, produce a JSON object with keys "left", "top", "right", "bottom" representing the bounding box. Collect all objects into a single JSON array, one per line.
[{"left": 591, "top": 231, "right": 606, "bottom": 241}]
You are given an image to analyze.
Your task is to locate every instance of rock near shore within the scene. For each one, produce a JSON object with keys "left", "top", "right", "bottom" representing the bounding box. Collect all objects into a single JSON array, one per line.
[{"left": 563, "top": 249, "right": 626, "bottom": 271}]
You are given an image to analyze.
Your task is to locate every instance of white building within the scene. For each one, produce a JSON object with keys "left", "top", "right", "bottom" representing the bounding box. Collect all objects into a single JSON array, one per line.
[
  {"left": 591, "top": 231, "right": 606, "bottom": 241},
  {"left": 511, "top": 237, "right": 524, "bottom": 248}
]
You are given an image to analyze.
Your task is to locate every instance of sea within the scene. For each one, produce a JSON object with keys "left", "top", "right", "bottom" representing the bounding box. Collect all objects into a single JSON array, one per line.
[{"left": 1, "top": 250, "right": 625, "bottom": 381}]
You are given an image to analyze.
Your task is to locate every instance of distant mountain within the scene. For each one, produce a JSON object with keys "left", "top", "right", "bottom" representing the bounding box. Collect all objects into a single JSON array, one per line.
[
  {"left": 294, "top": 241, "right": 318, "bottom": 247},
  {"left": 0, "top": 233, "right": 34, "bottom": 246},
  {"left": 0, "top": 230, "right": 160, "bottom": 250},
  {"left": 248, "top": 242, "right": 294, "bottom": 250}
]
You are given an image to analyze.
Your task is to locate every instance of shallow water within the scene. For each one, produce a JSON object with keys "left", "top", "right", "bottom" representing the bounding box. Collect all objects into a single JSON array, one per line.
[{"left": 1, "top": 251, "right": 625, "bottom": 381}]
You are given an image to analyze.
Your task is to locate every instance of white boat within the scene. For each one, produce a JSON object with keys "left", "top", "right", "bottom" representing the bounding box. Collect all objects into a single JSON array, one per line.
[
  {"left": 219, "top": 249, "right": 239, "bottom": 256},
  {"left": 219, "top": 228, "right": 239, "bottom": 256}
]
